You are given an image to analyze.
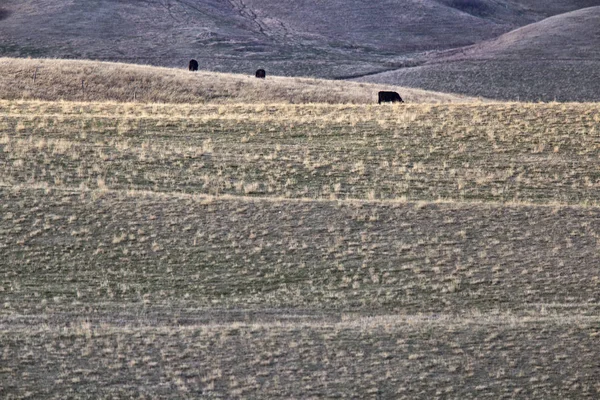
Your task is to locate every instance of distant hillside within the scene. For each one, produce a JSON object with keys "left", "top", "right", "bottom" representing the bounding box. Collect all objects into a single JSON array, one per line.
[
  {"left": 0, "top": 57, "right": 475, "bottom": 104},
  {"left": 510, "top": 0, "right": 600, "bottom": 15},
  {"left": 0, "top": 0, "right": 598, "bottom": 79},
  {"left": 357, "top": 6, "right": 600, "bottom": 102},
  {"left": 444, "top": 5, "right": 600, "bottom": 60}
]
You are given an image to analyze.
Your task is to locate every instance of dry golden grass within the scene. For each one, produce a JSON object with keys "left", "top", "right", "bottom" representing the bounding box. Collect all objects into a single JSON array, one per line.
[
  {"left": 2, "top": 312, "right": 599, "bottom": 398},
  {"left": 2, "top": 98, "right": 600, "bottom": 398},
  {"left": 1, "top": 99, "right": 598, "bottom": 204},
  {"left": 0, "top": 57, "right": 477, "bottom": 105},
  {"left": 3, "top": 185, "right": 600, "bottom": 314}
]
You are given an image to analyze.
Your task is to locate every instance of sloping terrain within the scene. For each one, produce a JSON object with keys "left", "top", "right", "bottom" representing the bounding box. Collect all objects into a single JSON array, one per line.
[
  {"left": 0, "top": 57, "right": 474, "bottom": 104},
  {"left": 358, "top": 6, "right": 600, "bottom": 101},
  {"left": 2, "top": 2, "right": 600, "bottom": 397},
  {"left": 444, "top": 5, "right": 600, "bottom": 60},
  {"left": 1, "top": 100, "right": 600, "bottom": 397},
  {"left": 240, "top": 0, "right": 600, "bottom": 52},
  {"left": 510, "top": 0, "right": 600, "bottom": 14},
  {"left": 0, "top": 0, "right": 599, "bottom": 79}
]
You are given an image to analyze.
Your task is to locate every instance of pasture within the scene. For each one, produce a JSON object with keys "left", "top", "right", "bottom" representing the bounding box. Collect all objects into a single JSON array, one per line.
[{"left": 1, "top": 100, "right": 600, "bottom": 398}]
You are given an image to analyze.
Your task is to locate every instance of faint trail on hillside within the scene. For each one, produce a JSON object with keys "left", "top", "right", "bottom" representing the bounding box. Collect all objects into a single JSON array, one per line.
[
  {"left": 156, "top": 0, "right": 182, "bottom": 23},
  {"left": 226, "top": 0, "right": 291, "bottom": 39},
  {"left": 334, "top": 68, "right": 407, "bottom": 80},
  {"left": 227, "top": 0, "right": 266, "bottom": 36}
]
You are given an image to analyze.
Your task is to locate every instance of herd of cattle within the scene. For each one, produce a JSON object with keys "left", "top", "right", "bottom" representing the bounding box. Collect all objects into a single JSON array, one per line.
[{"left": 187, "top": 59, "right": 404, "bottom": 104}]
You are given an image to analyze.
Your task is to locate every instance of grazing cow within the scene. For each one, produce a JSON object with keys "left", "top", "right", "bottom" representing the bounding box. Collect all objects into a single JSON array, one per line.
[
  {"left": 188, "top": 59, "right": 199, "bottom": 71},
  {"left": 255, "top": 69, "right": 266, "bottom": 79},
  {"left": 378, "top": 91, "right": 403, "bottom": 104}
]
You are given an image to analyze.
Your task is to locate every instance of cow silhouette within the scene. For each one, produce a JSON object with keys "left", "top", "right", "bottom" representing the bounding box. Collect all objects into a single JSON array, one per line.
[
  {"left": 255, "top": 69, "right": 266, "bottom": 79},
  {"left": 378, "top": 91, "right": 403, "bottom": 104},
  {"left": 188, "top": 59, "right": 199, "bottom": 71}
]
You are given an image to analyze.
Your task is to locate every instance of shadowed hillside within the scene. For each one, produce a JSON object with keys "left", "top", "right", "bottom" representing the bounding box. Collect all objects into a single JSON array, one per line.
[
  {"left": 358, "top": 6, "right": 600, "bottom": 101},
  {"left": 444, "top": 5, "right": 600, "bottom": 60},
  {"left": 0, "top": 0, "right": 599, "bottom": 79}
]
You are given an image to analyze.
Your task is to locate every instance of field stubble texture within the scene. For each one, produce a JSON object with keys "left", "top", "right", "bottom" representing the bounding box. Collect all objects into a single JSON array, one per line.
[
  {"left": 1, "top": 100, "right": 600, "bottom": 398},
  {"left": 1, "top": 101, "right": 599, "bottom": 203}
]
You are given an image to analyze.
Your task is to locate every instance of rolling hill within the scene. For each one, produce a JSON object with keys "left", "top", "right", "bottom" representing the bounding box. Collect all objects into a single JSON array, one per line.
[
  {"left": 356, "top": 6, "right": 600, "bottom": 101},
  {"left": 0, "top": 0, "right": 599, "bottom": 81},
  {"left": 2, "top": 3, "right": 600, "bottom": 397},
  {"left": 0, "top": 57, "right": 475, "bottom": 104},
  {"left": 443, "top": 5, "right": 600, "bottom": 60}
]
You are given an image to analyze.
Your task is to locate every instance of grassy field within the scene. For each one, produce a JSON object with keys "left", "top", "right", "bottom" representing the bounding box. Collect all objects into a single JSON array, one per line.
[
  {"left": 1, "top": 100, "right": 598, "bottom": 203},
  {"left": 1, "top": 99, "right": 600, "bottom": 398},
  {"left": 0, "top": 58, "right": 474, "bottom": 104},
  {"left": 3, "top": 314, "right": 599, "bottom": 398}
]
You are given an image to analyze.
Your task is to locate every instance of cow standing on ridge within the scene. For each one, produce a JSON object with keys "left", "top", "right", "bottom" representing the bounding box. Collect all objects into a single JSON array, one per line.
[
  {"left": 188, "top": 59, "right": 199, "bottom": 71},
  {"left": 378, "top": 91, "right": 403, "bottom": 104}
]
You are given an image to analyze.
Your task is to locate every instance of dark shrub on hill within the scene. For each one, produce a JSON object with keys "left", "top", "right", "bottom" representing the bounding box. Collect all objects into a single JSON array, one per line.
[{"left": 0, "top": 9, "right": 12, "bottom": 21}]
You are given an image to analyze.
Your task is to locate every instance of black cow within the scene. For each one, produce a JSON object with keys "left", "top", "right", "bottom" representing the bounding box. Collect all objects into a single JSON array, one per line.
[
  {"left": 188, "top": 59, "right": 199, "bottom": 72},
  {"left": 378, "top": 91, "right": 403, "bottom": 104},
  {"left": 255, "top": 69, "right": 266, "bottom": 79}
]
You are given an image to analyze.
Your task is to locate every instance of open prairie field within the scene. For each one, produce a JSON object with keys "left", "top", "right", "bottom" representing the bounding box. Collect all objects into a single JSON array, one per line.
[{"left": 1, "top": 100, "right": 600, "bottom": 398}]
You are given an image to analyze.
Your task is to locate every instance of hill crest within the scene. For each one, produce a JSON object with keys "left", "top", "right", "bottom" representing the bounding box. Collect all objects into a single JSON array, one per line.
[
  {"left": 0, "top": 57, "right": 476, "bottom": 104},
  {"left": 356, "top": 6, "right": 600, "bottom": 102}
]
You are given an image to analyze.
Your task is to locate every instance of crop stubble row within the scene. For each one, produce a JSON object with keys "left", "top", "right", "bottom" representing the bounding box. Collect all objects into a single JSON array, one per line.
[
  {"left": 1, "top": 187, "right": 599, "bottom": 314},
  {"left": 1, "top": 314, "right": 599, "bottom": 399},
  {"left": 1, "top": 101, "right": 599, "bottom": 203},
  {"left": 1, "top": 101, "right": 600, "bottom": 398}
]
